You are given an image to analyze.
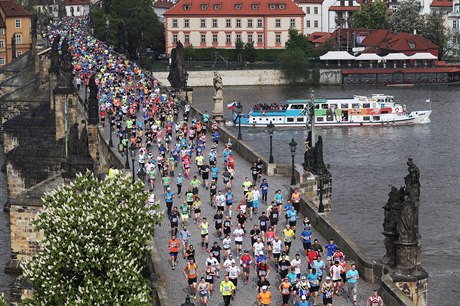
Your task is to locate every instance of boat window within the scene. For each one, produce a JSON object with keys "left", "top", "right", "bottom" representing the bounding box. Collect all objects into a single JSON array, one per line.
[
  {"left": 291, "top": 104, "right": 305, "bottom": 109},
  {"left": 317, "top": 117, "right": 324, "bottom": 122},
  {"left": 363, "top": 116, "right": 370, "bottom": 121},
  {"left": 265, "top": 118, "right": 269, "bottom": 120},
  {"left": 373, "top": 116, "right": 380, "bottom": 121},
  {"left": 363, "top": 103, "right": 370, "bottom": 108},
  {"left": 287, "top": 118, "right": 294, "bottom": 122},
  {"left": 321, "top": 104, "right": 329, "bottom": 109},
  {"left": 330, "top": 104, "right": 337, "bottom": 109},
  {"left": 352, "top": 103, "right": 359, "bottom": 109},
  {"left": 315, "top": 104, "right": 320, "bottom": 109},
  {"left": 297, "top": 117, "right": 304, "bottom": 122},
  {"left": 341, "top": 103, "right": 348, "bottom": 109}
]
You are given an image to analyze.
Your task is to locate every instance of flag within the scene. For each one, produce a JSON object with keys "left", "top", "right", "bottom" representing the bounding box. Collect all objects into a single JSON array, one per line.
[
  {"left": 425, "top": 99, "right": 431, "bottom": 103},
  {"left": 227, "top": 101, "right": 238, "bottom": 109}
]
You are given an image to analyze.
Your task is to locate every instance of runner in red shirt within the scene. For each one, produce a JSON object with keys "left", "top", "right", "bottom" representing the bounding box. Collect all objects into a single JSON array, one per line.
[{"left": 240, "top": 250, "right": 252, "bottom": 285}]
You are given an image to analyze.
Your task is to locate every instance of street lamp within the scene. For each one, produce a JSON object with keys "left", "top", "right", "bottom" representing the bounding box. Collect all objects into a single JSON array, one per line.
[
  {"left": 289, "top": 138, "right": 297, "bottom": 185},
  {"left": 124, "top": 131, "right": 130, "bottom": 169},
  {"left": 236, "top": 102, "right": 243, "bottom": 140},
  {"left": 309, "top": 89, "right": 316, "bottom": 148},
  {"left": 130, "top": 143, "right": 136, "bottom": 183},
  {"left": 184, "top": 71, "right": 189, "bottom": 101},
  {"left": 108, "top": 109, "right": 113, "bottom": 147},
  {"left": 267, "top": 120, "right": 275, "bottom": 163},
  {"left": 317, "top": 166, "right": 325, "bottom": 213},
  {"left": 137, "top": 165, "right": 146, "bottom": 184},
  {"left": 85, "top": 82, "right": 88, "bottom": 103}
]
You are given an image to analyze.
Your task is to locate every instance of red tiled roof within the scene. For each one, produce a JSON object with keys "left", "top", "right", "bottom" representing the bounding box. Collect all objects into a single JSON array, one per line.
[
  {"left": 164, "top": 0, "right": 305, "bottom": 16},
  {"left": 380, "top": 32, "right": 438, "bottom": 52},
  {"left": 295, "top": 0, "right": 324, "bottom": 4},
  {"left": 361, "top": 29, "right": 391, "bottom": 46},
  {"left": 430, "top": 0, "right": 452, "bottom": 7},
  {"left": 328, "top": 5, "right": 360, "bottom": 11},
  {"left": 342, "top": 67, "right": 460, "bottom": 74},
  {"left": 154, "top": 0, "right": 175, "bottom": 9},
  {"left": 0, "top": 15, "right": 5, "bottom": 28},
  {"left": 307, "top": 31, "right": 330, "bottom": 42},
  {"left": 0, "top": 0, "right": 32, "bottom": 17},
  {"left": 64, "top": 0, "right": 90, "bottom": 5}
]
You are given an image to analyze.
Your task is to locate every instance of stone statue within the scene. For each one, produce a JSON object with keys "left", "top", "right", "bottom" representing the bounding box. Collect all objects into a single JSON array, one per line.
[
  {"left": 88, "top": 74, "right": 99, "bottom": 124},
  {"left": 50, "top": 34, "right": 60, "bottom": 74},
  {"left": 213, "top": 71, "right": 223, "bottom": 100},
  {"left": 89, "top": 74, "right": 98, "bottom": 100},
  {"left": 382, "top": 158, "right": 422, "bottom": 271},
  {"left": 68, "top": 122, "right": 79, "bottom": 156},
  {"left": 77, "top": 125, "right": 90, "bottom": 157},
  {"left": 167, "top": 41, "right": 186, "bottom": 90},
  {"left": 303, "top": 132, "right": 328, "bottom": 175}
]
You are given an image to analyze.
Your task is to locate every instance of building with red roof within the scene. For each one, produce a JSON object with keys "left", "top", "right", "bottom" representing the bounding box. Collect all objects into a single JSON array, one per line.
[
  {"left": 154, "top": 0, "right": 176, "bottom": 23},
  {"left": 0, "top": 0, "right": 33, "bottom": 65},
  {"left": 327, "top": 0, "right": 363, "bottom": 31},
  {"left": 163, "top": 0, "right": 305, "bottom": 54}
]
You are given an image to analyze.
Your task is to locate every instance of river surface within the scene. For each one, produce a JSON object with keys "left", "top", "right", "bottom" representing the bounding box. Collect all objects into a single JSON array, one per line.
[{"left": 193, "top": 84, "right": 460, "bottom": 304}]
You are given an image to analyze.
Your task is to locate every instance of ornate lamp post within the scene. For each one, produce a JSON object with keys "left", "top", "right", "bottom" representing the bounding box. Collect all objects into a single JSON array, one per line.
[
  {"left": 130, "top": 144, "right": 136, "bottom": 183},
  {"left": 184, "top": 71, "right": 189, "bottom": 101},
  {"left": 317, "top": 166, "right": 325, "bottom": 213},
  {"left": 236, "top": 102, "right": 243, "bottom": 140},
  {"left": 124, "top": 131, "right": 130, "bottom": 169},
  {"left": 309, "top": 89, "right": 316, "bottom": 148},
  {"left": 267, "top": 120, "right": 275, "bottom": 163},
  {"left": 289, "top": 138, "right": 297, "bottom": 185},
  {"left": 108, "top": 109, "right": 113, "bottom": 147}
]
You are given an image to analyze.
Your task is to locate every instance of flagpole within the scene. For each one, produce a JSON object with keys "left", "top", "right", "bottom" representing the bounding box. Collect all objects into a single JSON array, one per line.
[{"left": 426, "top": 99, "right": 431, "bottom": 111}]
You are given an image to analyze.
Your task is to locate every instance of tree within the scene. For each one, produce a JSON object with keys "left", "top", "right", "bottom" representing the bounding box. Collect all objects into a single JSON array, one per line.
[
  {"left": 445, "top": 29, "right": 460, "bottom": 58},
  {"left": 0, "top": 293, "right": 7, "bottom": 306},
  {"left": 352, "top": 0, "right": 389, "bottom": 29},
  {"left": 422, "top": 12, "right": 448, "bottom": 58},
  {"left": 243, "top": 42, "right": 256, "bottom": 62},
  {"left": 285, "top": 29, "right": 311, "bottom": 52},
  {"left": 22, "top": 172, "right": 163, "bottom": 305},
  {"left": 91, "top": 0, "right": 165, "bottom": 54},
  {"left": 388, "top": 0, "right": 424, "bottom": 34},
  {"left": 278, "top": 48, "right": 309, "bottom": 82}
]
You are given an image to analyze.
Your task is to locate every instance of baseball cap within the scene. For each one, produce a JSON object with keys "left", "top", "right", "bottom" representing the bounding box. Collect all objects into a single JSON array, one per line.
[
  {"left": 259, "top": 250, "right": 264, "bottom": 255},
  {"left": 326, "top": 276, "right": 331, "bottom": 281},
  {"left": 301, "top": 295, "right": 307, "bottom": 300},
  {"left": 301, "top": 276, "right": 306, "bottom": 280},
  {"left": 262, "top": 286, "right": 267, "bottom": 290}
]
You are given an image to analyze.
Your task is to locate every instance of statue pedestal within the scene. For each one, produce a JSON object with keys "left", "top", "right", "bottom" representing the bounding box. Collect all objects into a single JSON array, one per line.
[
  {"left": 395, "top": 241, "right": 420, "bottom": 271},
  {"left": 212, "top": 96, "right": 224, "bottom": 125},
  {"left": 390, "top": 268, "right": 429, "bottom": 306},
  {"left": 61, "top": 156, "right": 94, "bottom": 180}
]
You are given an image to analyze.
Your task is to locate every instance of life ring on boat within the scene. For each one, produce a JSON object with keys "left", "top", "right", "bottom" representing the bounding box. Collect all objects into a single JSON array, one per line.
[{"left": 395, "top": 107, "right": 401, "bottom": 112}]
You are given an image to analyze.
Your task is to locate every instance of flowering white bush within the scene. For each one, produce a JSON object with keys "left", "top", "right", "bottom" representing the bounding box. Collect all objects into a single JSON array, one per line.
[
  {"left": 22, "top": 171, "right": 163, "bottom": 305},
  {"left": 0, "top": 293, "right": 7, "bottom": 306}
]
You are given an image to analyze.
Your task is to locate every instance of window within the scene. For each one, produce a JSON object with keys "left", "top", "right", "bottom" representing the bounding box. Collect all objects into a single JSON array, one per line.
[
  {"left": 183, "top": 4, "right": 191, "bottom": 10},
  {"left": 306, "top": 7, "right": 310, "bottom": 14},
  {"left": 317, "top": 117, "right": 324, "bottom": 122},
  {"left": 258, "top": 34, "right": 263, "bottom": 43},
  {"left": 201, "top": 33, "right": 206, "bottom": 43},
  {"left": 15, "top": 19, "right": 21, "bottom": 28},
  {"left": 212, "top": 19, "right": 218, "bottom": 28},
  {"left": 213, "top": 34, "right": 218, "bottom": 43},
  {"left": 172, "top": 19, "right": 178, "bottom": 28},
  {"left": 252, "top": 4, "right": 259, "bottom": 10},
  {"left": 226, "top": 34, "right": 232, "bottom": 43},
  {"left": 363, "top": 116, "right": 370, "bottom": 121},
  {"left": 236, "top": 19, "right": 241, "bottom": 28},
  {"left": 290, "top": 18, "right": 295, "bottom": 28},
  {"left": 184, "top": 19, "right": 190, "bottom": 28},
  {"left": 275, "top": 19, "right": 281, "bottom": 27},
  {"left": 454, "top": 20, "right": 457, "bottom": 29},
  {"left": 306, "top": 20, "right": 311, "bottom": 28},
  {"left": 15, "top": 34, "right": 22, "bottom": 44},
  {"left": 200, "top": 19, "right": 206, "bottom": 28},
  {"left": 0, "top": 57, "right": 4, "bottom": 65},
  {"left": 279, "top": 4, "right": 285, "bottom": 9},
  {"left": 248, "top": 34, "right": 253, "bottom": 43},
  {"left": 297, "top": 117, "right": 304, "bottom": 122},
  {"left": 248, "top": 19, "right": 253, "bottom": 28},
  {"left": 235, "top": 4, "right": 241, "bottom": 10},
  {"left": 373, "top": 116, "right": 381, "bottom": 121},
  {"left": 341, "top": 103, "right": 349, "bottom": 108},
  {"left": 0, "top": 40, "right": 4, "bottom": 48},
  {"left": 287, "top": 118, "right": 294, "bottom": 122},
  {"left": 363, "top": 103, "right": 370, "bottom": 108},
  {"left": 77, "top": 6, "right": 80, "bottom": 12},
  {"left": 270, "top": 4, "right": 276, "bottom": 9},
  {"left": 409, "top": 42, "right": 416, "bottom": 49},
  {"left": 257, "top": 19, "right": 263, "bottom": 28},
  {"left": 200, "top": 4, "right": 208, "bottom": 10},
  {"left": 0, "top": 29, "right": 4, "bottom": 35},
  {"left": 226, "top": 19, "right": 231, "bottom": 27},
  {"left": 236, "top": 34, "right": 242, "bottom": 43},
  {"left": 16, "top": 51, "right": 22, "bottom": 57},
  {"left": 314, "top": 21, "right": 318, "bottom": 28},
  {"left": 214, "top": 4, "right": 221, "bottom": 10},
  {"left": 184, "top": 34, "right": 190, "bottom": 43},
  {"left": 314, "top": 7, "right": 318, "bottom": 14},
  {"left": 275, "top": 34, "right": 281, "bottom": 43},
  {"left": 172, "top": 34, "right": 178, "bottom": 43}
]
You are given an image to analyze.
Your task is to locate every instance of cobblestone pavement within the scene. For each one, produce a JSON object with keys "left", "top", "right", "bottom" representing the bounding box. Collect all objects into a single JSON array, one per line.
[{"left": 97, "top": 110, "right": 376, "bottom": 306}]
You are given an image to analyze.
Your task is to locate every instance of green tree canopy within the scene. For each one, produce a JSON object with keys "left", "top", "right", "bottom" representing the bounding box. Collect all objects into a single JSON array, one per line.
[
  {"left": 388, "top": 0, "right": 424, "bottom": 34},
  {"left": 23, "top": 172, "right": 163, "bottom": 305},
  {"left": 285, "top": 29, "right": 311, "bottom": 53},
  {"left": 278, "top": 48, "right": 309, "bottom": 82},
  {"left": 92, "top": 0, "right": 165, "bottom": 53},
  {"left": 352, "top": 0, "right": 389, "bottom": 29},
  {"left": 422, "top": 12, "right": 448, "bottom": 57}
]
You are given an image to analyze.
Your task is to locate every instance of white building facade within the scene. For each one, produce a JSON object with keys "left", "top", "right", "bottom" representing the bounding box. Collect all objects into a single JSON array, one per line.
[
  {"left": 164, "top": 0, "right": 305, "bottom": 54},
  {"left": 64, "top": 0, "right": 90, "bottom": 17},
  {"left": 295, "top": 0, "right": 324, "bottom": 34}
]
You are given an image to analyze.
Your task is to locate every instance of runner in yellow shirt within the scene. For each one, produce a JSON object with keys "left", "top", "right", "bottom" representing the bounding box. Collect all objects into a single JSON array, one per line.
[{"left": 220, "top": 275, "right": 236, "bottom": 306}]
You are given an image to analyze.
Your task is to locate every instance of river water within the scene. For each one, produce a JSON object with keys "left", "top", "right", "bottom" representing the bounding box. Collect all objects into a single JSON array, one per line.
[{"left": 192, "top": 84, "right": 460, "bottom": 304}]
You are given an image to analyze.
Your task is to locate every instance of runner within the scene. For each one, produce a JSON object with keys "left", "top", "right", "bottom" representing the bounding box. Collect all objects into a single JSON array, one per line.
[
  {"left": 168, "top": 235, "right": 179, "bottom": 270},
  {"left": 169, "top": 206, "right": 180, "bottom": 236},
  {"left": 225, "top": 188, "right": 233, "bottom": 217},
  {"left": 330, "top": 260, "right": 345, "bottom": 295},
  {"left": 300, "top": 225, "right": 313, "bottom": 254},
  {"left": 220, "top": 275, "right": 235, "bottom": 306},
  {"left": 272, "top": 236, "right": 283, "bottom": 269},
  {"left": 183, "top": 258, "right": 198, "bottom": 299},
  {"left": 279, "top": 277, "right": 292, "bottom": 306},
  {"left": 175, "top": 173, "right": 185, "bottom": 197},
  {"left": 346, "top": 263, "right": 360, "bottom": 305},
  {"left": 321, "top": 277, "right": 334, "bottom": 306},
  {"left": 227, "top": 261, "right": 241, "bottom": 296},
  {"left": 192, "top": 196, "right": 202, "bottom": 224},
  {"left": 197, "top": 277, "right": 210, "bottom": 305},
  {"left": 312, "top": 255, "right": 326, "bottom": 282},
  {"left": 179, "top": 225, "right": 191, "bottom": 257},
  {"left": 180, "top": 201, "right": 190, "bottom": 226},
  {"left": 307, "top": 268, "right": 320, "bottom": 306},
  {"left": 233, "top": 223, "right": 245, "bottom": 258},
  {"left": 210, "top": 241, "right": 222, "bottom": 264},
  {"left": 283, "top": 224, "right": 295, "bottom": 256},
  {"left": 366, "top": 289, "right": 384, "bottom": 306},
  {"left": 324, "top": 239, "right": 338, "bottom": 269},
  {"left": 199, "top": 217, "right": 209, "bottom": 251},
  {"left": 213, "top": 210, "right": 224, "bottom": 238},
  {"left": 260, "top": 178, "right": 269, "bottom": 204},
  {"left": 257, "top": 286, "right": 272, "bottom": 306},
  {"left": 240, "top": 250, "right": 252, "bottom": 285},
  {"left": 291, "top": 188, "right": 302, "bottom": 212}
]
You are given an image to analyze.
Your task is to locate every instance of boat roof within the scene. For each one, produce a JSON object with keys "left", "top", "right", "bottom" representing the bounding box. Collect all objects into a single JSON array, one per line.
[
  {"left": 286, "top": 99, "right": 328, "bottom": 104},
  {"left": 286, "top": 94, "right": 394, "bottom": 104}
]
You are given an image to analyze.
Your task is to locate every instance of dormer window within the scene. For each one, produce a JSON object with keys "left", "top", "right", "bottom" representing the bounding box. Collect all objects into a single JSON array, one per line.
[
  {"left": 214, "top": 4, "right": 221, "bottom": 10},
  {"left": 200, "top": 4, "right": 208, "bottom": 10},
  {"left": 183, "top": 4, "right": 191, "bottom": 10},
  {"left": 252, "top": 4, "right": 259, "bottom": 10},
  {"left": 269, "top": 4, "right": 276, "bottom": 9},
  {"left": 235, "top": 4, "right": 242, "bottom": 10},
  {"left": 409, "top": 42, "right": 416, "bottom": 49},
  {"left": 279, "top": 4, "right": 285, "bottom": 9}
]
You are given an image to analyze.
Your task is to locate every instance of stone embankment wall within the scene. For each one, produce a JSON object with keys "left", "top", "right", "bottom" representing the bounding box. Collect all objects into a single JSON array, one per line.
[{"left": 151, "top": 68, "right": 342, "bottom": 87}]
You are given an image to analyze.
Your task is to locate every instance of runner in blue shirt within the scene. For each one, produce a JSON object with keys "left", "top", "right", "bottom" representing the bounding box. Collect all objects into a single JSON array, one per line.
[
  {"left": 312, "top": 256, "right": 326, "bottom": 281},
  {"left": 211, "top": 165, "right": 219, "bottom": 182},
  {"left": 307, "top": 268, "right": 320, "bottom": 306},
  {"left": 260, "top": 178, "right": 269, "bottom": 204},
  {"left": 296, "top": 295, "right": 310, "bottom": 306},
  {"left": 175, "top": 174, "right": 185, "bottom": 197},
  {"left": 225, "top": 189, "right": 233, "bottom": 218},
  {"left": 300, "top": 226, "right": 313, "bottom": 252},
  {"left": 165, "top": 188, "right": 175, "bottom": 217},
  {"left": 324, "top": 239, "right": 338, "bottom": 268},
  {"left": 346, "top": 264, "right": 359, "bottom": 305}
]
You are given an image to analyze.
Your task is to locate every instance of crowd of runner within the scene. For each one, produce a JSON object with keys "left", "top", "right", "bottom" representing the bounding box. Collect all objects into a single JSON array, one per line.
[{"left": 46, "top": 16, "right": 384, "bottom": 306}]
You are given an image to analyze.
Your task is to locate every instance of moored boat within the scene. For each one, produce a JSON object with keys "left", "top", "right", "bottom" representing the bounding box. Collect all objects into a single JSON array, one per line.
[{"left": 232, "top": 94, "right": 431, "bottom": 127}]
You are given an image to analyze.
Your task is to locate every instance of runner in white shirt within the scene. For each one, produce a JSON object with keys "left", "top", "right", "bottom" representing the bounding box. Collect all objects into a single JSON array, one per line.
[
  {"left": 252, "top": 187, "right": 261, "bottom": 215},
  {"left": 227, "top": 262, "right": 241, "bottom": 292},
  {"left": 290, "top": 253, "right": 302, "bottom": 279},
  {"left": 222, "top": 235, "right": 232, "bottom": 259},
  {"left": 205, "top": 254, "right": 220, "bottom": 273},
  {"left": 233, "top": 224, "right": 245, "bottom": 258},
  {"left": 215, "top": 191, "right": 226, "bottom": 212},
  {"left": 272, "top": 237, "right": 283, "bottom": 269},
  {"left": 253, "top": 238, "right": 265, "bottom": 255},
  {"left": 223, "top": 255, "right": 236, "bottom": 270},
  {"left": 330, "top": 261, "right": 345, "bottom": 295}
]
